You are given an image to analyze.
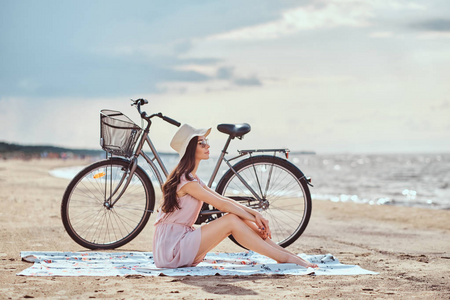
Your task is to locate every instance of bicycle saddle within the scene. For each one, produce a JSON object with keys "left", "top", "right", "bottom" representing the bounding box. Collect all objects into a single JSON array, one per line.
[{"left": 217, "top": 123, "right": 251, "bottom": 139}]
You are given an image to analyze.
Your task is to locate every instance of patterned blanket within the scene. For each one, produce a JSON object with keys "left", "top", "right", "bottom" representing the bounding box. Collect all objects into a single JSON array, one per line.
[{"left": 18, "top": 251, "right": 377, "bottom": 277}]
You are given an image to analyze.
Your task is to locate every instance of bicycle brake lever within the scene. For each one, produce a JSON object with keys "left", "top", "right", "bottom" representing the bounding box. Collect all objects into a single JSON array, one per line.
[{"left": 130, "top": 98, "right": 148, "bottom": 106}]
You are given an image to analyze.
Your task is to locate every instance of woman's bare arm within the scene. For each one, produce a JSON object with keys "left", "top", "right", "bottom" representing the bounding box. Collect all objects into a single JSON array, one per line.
[
  {"left": 204, "top": 186, "right": 260, "bottom": 216},
  {"left": 204, "top": 186, "right": 271, "bottom": 236},
  {"left": 181, "top": 182, "right": 256, "bottom": 223}
]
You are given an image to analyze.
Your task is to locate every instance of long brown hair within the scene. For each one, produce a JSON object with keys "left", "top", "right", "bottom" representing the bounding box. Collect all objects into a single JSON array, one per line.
[{"left": 161, "top": 136, "right": 198, "bottom": 213}]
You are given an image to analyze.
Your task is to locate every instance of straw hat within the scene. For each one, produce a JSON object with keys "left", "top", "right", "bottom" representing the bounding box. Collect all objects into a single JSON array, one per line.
[{"left": 170, "top": 124, "right": 211, "bottom": 159}]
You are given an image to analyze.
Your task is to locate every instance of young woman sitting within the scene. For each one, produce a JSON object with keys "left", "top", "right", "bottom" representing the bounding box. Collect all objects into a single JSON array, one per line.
[{"left": 153, "top": 124, "right": 318, "bottom": 269}]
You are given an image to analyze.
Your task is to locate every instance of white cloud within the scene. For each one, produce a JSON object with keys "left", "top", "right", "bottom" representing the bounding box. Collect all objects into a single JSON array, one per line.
[
  {"left": 368, "top": 0, "right": 426, "bottom": 11},
  {"left": 156, "top": 81, "right": 227, "bottom": 94},
  {"left": 208, "top": 1, "right": 372, "bottom": 41},
  {"left": 206, "top": 0, "right": 427, "bottom": 41},
  {"left": 416, "top": 31, "right": 450, "bottom": 39},
  {"left": 172, "top": 64, "right": 217, "bottom": 77}
]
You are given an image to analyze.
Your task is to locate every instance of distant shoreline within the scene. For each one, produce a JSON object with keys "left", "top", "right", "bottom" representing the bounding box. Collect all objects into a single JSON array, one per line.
[
  {"left": 0, "top": 141, "right": 317, "bottom": 158},
  {"left": 0, "top": 141, "right": 180, "bottom": 159}
]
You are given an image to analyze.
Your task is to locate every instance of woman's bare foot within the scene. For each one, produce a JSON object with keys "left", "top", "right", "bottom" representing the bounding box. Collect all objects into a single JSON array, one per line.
[
  {"left": 306, "top": 262, "right": 319, "bottom": 269},
  {"left": 285, "top": 255, "right": 319, "bottom": 269}
]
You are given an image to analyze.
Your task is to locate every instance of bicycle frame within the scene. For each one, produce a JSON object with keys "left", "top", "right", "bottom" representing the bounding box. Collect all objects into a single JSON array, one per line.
[{"left": 108, "top": 106, "right": 290, "bottom": 214}]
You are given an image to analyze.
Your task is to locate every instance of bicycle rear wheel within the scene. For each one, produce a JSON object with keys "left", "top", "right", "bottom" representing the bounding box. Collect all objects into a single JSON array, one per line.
[
  {"left": 216, "top": 155, "right": 312, "bottom": 248},
  {"left": 61, "top": 158, "right": 155, "bottom": 249}
]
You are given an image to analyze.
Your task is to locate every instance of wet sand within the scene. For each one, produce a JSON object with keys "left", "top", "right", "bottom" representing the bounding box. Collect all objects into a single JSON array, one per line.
[{"left": 0, "top": 159, "right": 449, "bottom": 299}]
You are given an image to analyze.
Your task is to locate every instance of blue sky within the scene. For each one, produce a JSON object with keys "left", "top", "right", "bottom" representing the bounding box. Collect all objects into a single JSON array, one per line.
[{"left": 1, "top": 0, "right": 449, "bottom": 154}]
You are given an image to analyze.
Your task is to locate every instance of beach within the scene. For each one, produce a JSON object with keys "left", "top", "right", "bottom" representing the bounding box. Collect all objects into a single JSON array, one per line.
[{"left": 0, "top": 159, "right": 449, "bottom": 299}]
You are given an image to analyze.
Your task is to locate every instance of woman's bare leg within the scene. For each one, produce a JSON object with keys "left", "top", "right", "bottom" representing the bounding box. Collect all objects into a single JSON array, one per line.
[
  {"left": 242, "top": 219, "right": 316, "bottom": 267},
  {"left": 194, "top": 214, "right": 316, "bottom": 268}
]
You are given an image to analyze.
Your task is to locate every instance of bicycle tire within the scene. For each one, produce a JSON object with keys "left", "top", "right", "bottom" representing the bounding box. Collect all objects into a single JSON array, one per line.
[
  {"left": 61, "top": 158, "right": 155, "bottom": 249},
  {"left": 215, "top": 155, "right": 312, "bottom": 248}
]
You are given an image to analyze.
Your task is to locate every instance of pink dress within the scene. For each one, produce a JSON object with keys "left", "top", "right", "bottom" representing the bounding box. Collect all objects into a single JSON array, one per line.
[{"left": 153, "top": 174, "right": 206, "bottom": 268}]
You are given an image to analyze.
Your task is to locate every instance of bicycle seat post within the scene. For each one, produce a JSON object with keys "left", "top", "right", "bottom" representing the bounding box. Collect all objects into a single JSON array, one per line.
[
  {"left": 221, "top": 135, "right": 233, "bottom": 155},
  {"left": 207, "top": 135, "right": 233, "bottom": 188}
]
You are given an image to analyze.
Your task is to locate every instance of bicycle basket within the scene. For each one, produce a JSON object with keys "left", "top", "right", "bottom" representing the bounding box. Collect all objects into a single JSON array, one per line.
[{"left": 100, "top": 109, "right": 142, "bottom": 158}]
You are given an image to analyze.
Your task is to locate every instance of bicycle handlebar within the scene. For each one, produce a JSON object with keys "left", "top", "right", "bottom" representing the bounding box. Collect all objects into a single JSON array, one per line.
[
  {"left": 161, "top": 115, "right": 181, "bottom": 127},
  {"left": 131, "top": 98, "right": 181, "bottom": 127}
]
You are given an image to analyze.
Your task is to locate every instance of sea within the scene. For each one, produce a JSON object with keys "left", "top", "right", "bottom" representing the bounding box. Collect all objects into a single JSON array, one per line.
[{"left": 50, "top": 152, "right": 450, "bottom": 211}]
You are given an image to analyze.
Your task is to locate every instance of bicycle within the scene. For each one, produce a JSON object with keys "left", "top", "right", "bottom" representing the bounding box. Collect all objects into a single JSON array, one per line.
[{"left": 61, "top": 99, "right": 313, "bottom": 250}]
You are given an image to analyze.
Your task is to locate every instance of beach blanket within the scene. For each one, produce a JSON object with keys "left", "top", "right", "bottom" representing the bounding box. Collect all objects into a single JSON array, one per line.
[{"left": 18, "top": 251, "right": 377, "bottom": 277}]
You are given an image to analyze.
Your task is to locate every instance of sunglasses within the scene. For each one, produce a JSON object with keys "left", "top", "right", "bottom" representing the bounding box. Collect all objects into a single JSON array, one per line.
[{"left": 197, "top": 139, "right": 209, "bottom": 148}]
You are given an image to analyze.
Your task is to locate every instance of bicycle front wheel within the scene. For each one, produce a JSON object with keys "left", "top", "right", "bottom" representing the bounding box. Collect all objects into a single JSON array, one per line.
[
  {"left": 216, "top": 155, "right": 312, "bottom": 248},
  {"left": 61, "top": 158, "right": 155, "bottom": 249}
]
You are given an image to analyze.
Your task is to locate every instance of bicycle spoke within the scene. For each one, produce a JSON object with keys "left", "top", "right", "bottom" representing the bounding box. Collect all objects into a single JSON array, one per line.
[
  {"left": 78, "top": 207, "right": 105, "bottom": 242},
  {"left": 264, "top": 209, "right": 288, "bottom": 241},
  {"left": 263, "top": 162, "right": 275, "bottom": 198},
  {"left": 110, "top": 210, "right": 127, "bottom": 242},
  {"left": 250, "top": 162, "right": 264, "bottom": 197},
  {"left": 70, "top": 209, "right": 102, "bottom": 230},
  {"left": 112, "top": 208, "right": 144, "bottom": 226}
]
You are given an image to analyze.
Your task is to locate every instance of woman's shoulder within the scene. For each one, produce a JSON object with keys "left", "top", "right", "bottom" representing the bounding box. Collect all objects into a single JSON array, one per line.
[
  {"left": 178, "top": 173, "right": 205, "bottom": 191},
  {"left": 177, "top": 173, "right": 198, "bottom": 190},
  {"left": 179, "top": 173, "right": 197, "bottom": 183}
]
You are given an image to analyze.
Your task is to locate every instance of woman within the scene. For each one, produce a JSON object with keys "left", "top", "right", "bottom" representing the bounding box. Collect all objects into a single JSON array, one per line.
[{"left": 153, "top": 124, "right": 318, "bottom": 269}]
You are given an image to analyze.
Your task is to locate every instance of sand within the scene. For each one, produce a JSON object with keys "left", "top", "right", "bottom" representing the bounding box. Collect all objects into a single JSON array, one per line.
[{"left": 0, "top": 159, "right": 449, "bottom": 299}]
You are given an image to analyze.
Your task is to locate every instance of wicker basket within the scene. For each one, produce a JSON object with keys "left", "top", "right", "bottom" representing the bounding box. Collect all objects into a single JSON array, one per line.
[{"left": 100, "top": 109, "right": 142, "bottom": 158}]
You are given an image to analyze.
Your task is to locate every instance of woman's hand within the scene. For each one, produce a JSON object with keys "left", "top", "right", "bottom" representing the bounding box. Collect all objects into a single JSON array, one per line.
[{"left": 255, "top": 213, "right": 271, "bottom": 240}]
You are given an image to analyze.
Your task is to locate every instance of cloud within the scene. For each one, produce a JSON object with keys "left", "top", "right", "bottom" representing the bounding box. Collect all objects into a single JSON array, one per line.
[
  {"left": 409, "top": 18, "right": 450, "bottom": 39},
  {"left": 410, "top": 19, "right": 450, "bottom": 32},
  {"left": 216, "top": 66, "right": 234, "bottom": 79},
  {"left": 173, "top": 40, "right": 193, "bottom": 55},
  {"left": 215, "top": 66, "right": 262, "bottom": 86},
  {"left": 162, "top": 64, "right": 263, "bottom": 93},
  {"left": 205, "top": 0, "right": 429, "bottom": 41},
  {"left": 208, "top": 0, "right": 374, "bottom": 40},
  {"left": 431, "top": 101, "right": 450, "bottom": 111},
  {"left": 0, "top": 49, "right": 219, "bottom": 98},
  {"left": 233, "top": 76, "right": 262, "bottom": 86},
  {"left": 2, "top": 0, "right": 282, "bottom": 99}
]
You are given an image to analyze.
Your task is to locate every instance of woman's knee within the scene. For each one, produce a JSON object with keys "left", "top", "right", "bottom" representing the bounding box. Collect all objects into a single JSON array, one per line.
[{"left": 222, "top": 213, "right": 244, "bottom": 228}]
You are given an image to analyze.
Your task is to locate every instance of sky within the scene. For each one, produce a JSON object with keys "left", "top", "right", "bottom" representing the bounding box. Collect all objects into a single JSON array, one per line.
[{"left": 1, "top": 0, "right": 449, "bottom": 155}]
